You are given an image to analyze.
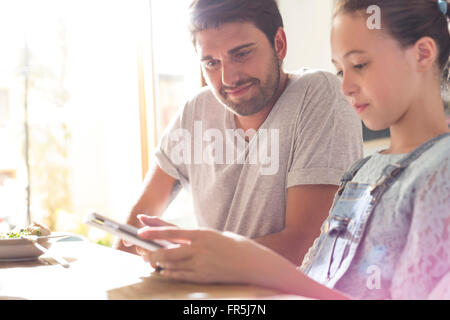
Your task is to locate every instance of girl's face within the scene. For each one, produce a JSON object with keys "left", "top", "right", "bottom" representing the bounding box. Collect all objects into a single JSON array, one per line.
[{"left": 331, "top": 12, "right": 420, "bottom": 131}]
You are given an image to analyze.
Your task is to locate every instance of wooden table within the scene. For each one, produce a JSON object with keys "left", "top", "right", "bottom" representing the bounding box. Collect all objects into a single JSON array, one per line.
[{"left": 0, "top": 238, "right": 303, "bottom": 300}]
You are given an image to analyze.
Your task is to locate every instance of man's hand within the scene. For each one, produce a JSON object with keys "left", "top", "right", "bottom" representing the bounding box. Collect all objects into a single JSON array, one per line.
[
  {"left": 113, "top": 163, "right": 179, "bottom": 254},
  {"left": 113, "top": 211, "right": 143, "bottom": 255}
]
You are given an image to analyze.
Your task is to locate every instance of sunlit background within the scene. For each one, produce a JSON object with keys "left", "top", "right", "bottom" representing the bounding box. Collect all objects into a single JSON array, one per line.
[{"left": 0, "top": 0, "right": 201, "bottom": 245}]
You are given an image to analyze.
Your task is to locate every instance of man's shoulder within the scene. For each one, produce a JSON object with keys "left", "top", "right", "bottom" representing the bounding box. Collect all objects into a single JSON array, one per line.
[
  {"left": 284, "top": 68, "right": 349, "bottom": 114},
  {"left": 188, "top": 86, "right": 218, "bottom": 105},
  {"left": 181, "top": 86, "right": 223, "bottom": 114},
  {"left": 288, "top": 68, "right": 341, "bottom": 91}
]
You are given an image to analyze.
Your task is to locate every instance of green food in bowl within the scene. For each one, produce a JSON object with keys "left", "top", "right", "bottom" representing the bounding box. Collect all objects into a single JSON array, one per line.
[{"left": 0, "top": 229, "right": 33, "bottom": 239}]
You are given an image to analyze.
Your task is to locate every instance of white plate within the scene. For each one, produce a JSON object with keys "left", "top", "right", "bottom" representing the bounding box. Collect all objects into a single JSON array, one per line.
[{"left": 0, "top": 237, "right": 52, "bottom": 262}]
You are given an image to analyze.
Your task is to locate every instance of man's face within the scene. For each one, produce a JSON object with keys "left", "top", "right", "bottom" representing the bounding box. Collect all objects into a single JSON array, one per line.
[{"left": 195, "top": 22, "right": 282, "bottom": 116}]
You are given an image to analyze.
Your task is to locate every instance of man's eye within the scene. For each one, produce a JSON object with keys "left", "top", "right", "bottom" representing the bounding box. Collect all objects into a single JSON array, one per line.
[
  {"left": 235, "top": 50, "right": 251, "bottom": 59},
  {"left": 203, "top": 60, "right": 219, "bottom": 69},
  {"left": 336, "top": 70, "right": 343, "bottom": 78}
]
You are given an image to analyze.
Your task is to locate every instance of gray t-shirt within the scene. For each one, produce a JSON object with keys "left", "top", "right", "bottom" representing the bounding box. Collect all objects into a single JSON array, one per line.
[{"left": 154, "top": 68, "right": 363, "bottom": 238}]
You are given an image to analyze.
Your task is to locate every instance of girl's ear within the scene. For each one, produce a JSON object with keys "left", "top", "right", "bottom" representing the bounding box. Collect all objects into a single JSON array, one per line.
[{"left": 414, "top": 36, "right": 438, "bottom": 72}]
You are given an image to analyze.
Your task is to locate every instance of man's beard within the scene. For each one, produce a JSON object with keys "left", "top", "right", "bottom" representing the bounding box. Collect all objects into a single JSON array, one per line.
[{"left": 218, "top": 52, "right": 281, "bottom": 117}]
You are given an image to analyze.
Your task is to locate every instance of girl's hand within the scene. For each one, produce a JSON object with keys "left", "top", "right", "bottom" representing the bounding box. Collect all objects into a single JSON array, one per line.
[
  {"left": 135, "top": 226, "right": 350, "bottom": 300},
  {"left": 135, "top": 227, "right": 288, "bottom": 285},
  {"left": 137, "top": 214, "right": 177, "bottom": 228},
  {"left": 122, "top": 215, "right": 177, "bottom": 251},
  {"left": 119, "top": 215, "right": 177, "bottom": 259},
  {"left": 132, "top": 215, "right": 179, "bottom": 269}
]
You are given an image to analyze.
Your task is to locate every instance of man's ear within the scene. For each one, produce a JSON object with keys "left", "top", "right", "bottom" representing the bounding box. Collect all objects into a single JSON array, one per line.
[
  {"left": 273, "top": 27, "right": 288, "bottom": 63},
  {"left": 414, "top": 36, "right": 438, "bottom": 72}
]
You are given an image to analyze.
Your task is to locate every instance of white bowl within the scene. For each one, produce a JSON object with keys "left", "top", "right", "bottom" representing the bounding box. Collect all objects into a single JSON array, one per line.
[{"left": 0, "top": 237, "right": 52, "bottom": 262}]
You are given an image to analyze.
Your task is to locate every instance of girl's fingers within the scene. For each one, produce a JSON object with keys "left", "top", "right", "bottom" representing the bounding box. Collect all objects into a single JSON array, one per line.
[
  {"left": 152, "top": 244, "right": 193, "bottom": 262},
  {"left": 137, "top": 215, "right": 176, "bottom": 227},
  {"left": 122, "top": 239, "right": 134, "bottom": 247},
  {"left": 138, "top": 227, "right": 200, "bottom": 243},
  {"left": 158, "top": 269, "right": 205, "bottom": 283},
  {"left": 136, "top": 244, "right": 194, "bottom": 271}
]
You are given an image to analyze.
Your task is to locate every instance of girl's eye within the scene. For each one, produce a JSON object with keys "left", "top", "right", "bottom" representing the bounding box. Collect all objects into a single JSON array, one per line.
[
  {"left": 335, "top": 62, "right": 369, "bottom": 78},
  {"left": 354, "top": 63, "right": 368, "bottom": 70}
]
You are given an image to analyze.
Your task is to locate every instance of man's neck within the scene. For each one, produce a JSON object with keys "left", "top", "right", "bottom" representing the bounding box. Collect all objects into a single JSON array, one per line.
[{"left": 234, "top": 72, "right": 289, "bottom": 132}]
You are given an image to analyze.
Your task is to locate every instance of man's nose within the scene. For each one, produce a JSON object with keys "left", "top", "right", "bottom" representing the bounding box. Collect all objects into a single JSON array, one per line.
[{"left": 221, "top": 61, "right": 241, "bottom": 87}]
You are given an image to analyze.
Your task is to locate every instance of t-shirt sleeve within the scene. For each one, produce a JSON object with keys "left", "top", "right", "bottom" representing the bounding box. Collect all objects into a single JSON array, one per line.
[
  {"left": 286, "top": 71, "right": 363, "bottom": 188},
  {"left": 153, "top": 102, "right": 191, "bottom": 187},
  {"left": 390, "top": 158, "right": 450, "bottom": 299}
]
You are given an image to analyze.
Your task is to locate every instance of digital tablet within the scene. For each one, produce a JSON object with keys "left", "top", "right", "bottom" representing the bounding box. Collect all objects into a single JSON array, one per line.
[{"left": 85, "top": 212, "right": 173, "bottom": 251}]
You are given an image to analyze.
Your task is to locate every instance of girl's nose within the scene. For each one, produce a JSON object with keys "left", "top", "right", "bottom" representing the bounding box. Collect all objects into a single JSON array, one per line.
[{"left": 341, "top": 72, "right": 359, "bottom": 98}]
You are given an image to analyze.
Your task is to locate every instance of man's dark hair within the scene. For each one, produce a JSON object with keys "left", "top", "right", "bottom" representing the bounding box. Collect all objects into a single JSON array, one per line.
[{"left": 188, "top": 0, "right": 284, "bottom": 47}]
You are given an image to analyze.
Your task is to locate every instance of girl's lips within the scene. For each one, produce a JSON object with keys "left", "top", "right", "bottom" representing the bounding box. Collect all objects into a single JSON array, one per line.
[{"left": 353, "top": 103, "right": 369, "bottom": 114}]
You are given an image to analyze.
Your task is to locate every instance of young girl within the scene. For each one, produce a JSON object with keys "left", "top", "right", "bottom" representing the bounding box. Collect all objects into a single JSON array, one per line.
[{"left": 135, "top": 0, "right": 450, "bottom": 299}]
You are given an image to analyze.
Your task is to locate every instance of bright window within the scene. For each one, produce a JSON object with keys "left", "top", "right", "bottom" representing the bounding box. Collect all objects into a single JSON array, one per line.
[{"left": 0, "top": 0, "right": 199, "bottom": 243}]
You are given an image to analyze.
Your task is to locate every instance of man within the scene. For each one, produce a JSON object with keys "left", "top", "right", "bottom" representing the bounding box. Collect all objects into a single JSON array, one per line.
[{"left": 115, "top": 0, "right": 363, "bottom": 265}]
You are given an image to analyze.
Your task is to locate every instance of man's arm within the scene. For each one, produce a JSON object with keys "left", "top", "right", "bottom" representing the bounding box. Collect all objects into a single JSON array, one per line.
[
  {"left": 253, "top": 184, "right": 337, "bottom": 265},
  {"left": 114, "top": 162, "right": 179, "bottom": 254}
]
